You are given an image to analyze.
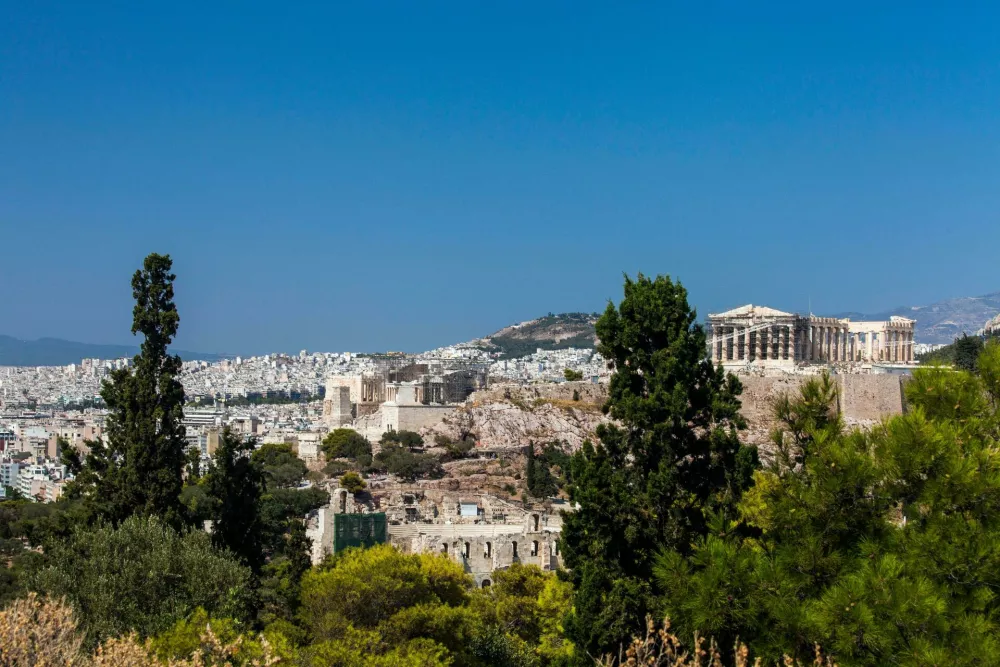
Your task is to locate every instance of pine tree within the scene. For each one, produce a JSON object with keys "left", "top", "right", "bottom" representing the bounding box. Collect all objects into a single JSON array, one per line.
[
  {"left": 561, "top": 274, "right": 758, "bottom": 660},
  {"left": 656, "top": 343, "right": 1000, "bottom": 664},
  {"left": 206, "top": 429, "right": 266, "bottom": 574},
  {"left": 954, "top": 333, "right": 985, "bottom": 372},
  {"left": 69, "top": 254, "right": 189, "bottom": 529}
]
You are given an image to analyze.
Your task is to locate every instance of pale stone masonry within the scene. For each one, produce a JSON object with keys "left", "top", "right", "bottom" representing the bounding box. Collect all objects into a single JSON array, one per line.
[{"left": 708, "top": 305, "right": 915, "bottom": 366}]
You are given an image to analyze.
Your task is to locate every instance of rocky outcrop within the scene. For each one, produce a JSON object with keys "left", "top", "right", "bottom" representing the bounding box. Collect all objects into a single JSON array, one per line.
[
  {"left": 421, "top": 382, "right": 609, "bottom": 451},
  {"left": 426, "top": 375, "right": 906, "bottom": 452}
]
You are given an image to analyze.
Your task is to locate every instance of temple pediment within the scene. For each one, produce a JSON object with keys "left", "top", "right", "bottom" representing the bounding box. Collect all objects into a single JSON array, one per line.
[{"left": 709, "top": 304, "right": 795, "bottom": 319}]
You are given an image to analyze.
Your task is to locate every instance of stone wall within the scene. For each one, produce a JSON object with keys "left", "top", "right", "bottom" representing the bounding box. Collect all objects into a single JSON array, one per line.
[
  {"left": 389, "top": 404, "right": 458, "bottom": 432},
  {"left": 387, "top": 522, "right": 562, "bottom": 586},
  {"left": 352, "top": 404, "right": 458, "bottom": 442},
  {"left": 737, "top": 374, "right": 905, "bottom": 444},
  {"left": 837, "top": 374, "right": 907, "bottom": 426}
]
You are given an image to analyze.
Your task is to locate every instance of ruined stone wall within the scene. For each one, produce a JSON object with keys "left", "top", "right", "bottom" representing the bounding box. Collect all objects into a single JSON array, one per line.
[
  {"left": 387, "top": 524, "right": 562, "bottom": 585},
  {"left": 737, "top": 374, "right": 905, "bottom": 444},
  {"left": 837, "top": 374, "right": 906, "bottom": 426},
  {"left": 386, "top": 405, "right": 457, "bottom": 432}
]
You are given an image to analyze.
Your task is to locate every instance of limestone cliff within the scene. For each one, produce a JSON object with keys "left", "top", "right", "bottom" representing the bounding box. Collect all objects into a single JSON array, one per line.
[
  {"left": 420, "top": 375, "right": 905, "bottom": 454},
  {"left": 421, "top": 382, "right": 610, "bottom": 451}
]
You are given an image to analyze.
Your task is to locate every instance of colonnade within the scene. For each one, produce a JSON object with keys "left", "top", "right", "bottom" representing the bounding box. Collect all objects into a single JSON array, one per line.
[
  {"left": 710, "top": 323, "right": 915, "bottom": 364},
  {"left": 848, "top": 330, "right": 914, "bottom": 363},
  {"left": 711, "top": 324, "right": 798, "bottom": 363}
]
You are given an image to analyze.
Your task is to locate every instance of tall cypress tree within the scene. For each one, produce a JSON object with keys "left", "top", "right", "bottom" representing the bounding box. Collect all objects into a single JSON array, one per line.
[
  {"left": 206, "top": 428, "right": 266, "bottom": 573},
  {"left": 71, "top": 254, "right": 188, "bottom": 529},
  {"left": 560, "top": 274, "right": 758, "bottom": 660}
]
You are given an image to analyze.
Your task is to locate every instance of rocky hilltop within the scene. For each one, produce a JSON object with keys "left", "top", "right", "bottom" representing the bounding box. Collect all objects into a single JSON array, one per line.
[
  {"left": 476, "top": 312, "right": 598, "bottom": 358},
  {"left": 423, "top": 381, "right": 609, "bottom": 451},
  {"left": 835, "top": 292, "right": 1000, "bottom": 345},
  {"left": 418, "top": 374, "right": 906, "bottom": 457}
]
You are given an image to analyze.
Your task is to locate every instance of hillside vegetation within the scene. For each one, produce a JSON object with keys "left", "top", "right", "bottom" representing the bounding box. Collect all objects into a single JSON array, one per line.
[{"left": 481, "top": 312, "right": 598, "bottom": 358}]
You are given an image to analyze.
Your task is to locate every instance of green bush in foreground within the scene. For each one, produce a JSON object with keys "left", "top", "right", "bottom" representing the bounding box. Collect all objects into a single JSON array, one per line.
[{"left": 29, "top": 515, "right": 253, "bottom": 647}]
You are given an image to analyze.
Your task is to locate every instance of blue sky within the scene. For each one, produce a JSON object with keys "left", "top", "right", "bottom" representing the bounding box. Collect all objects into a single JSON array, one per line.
[{"left": 3, "top": 2, "right": 999, "bottom": 354}]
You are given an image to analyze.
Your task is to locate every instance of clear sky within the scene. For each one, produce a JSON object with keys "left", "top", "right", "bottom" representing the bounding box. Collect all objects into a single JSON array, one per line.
[{"left": 3, "top": 2, "right": 999, "bottom": 354}]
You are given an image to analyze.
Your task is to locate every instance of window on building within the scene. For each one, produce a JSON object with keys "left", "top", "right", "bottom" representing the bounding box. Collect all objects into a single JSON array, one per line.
[
  {"left": 441, "top": 543, "right": 448, "bottom": 554},
  {"left": 485, "top": 541, "right": 492, "bottom": 558},
  {"left": 512, "top": 541, "right": 518, "bottom": 558},
  {"left": 531, "top": 540, "right": 539, "bottom": 557},
  {"left": 481, "top": 579, "right": 491, "bottom": 588},
  {"left": 532, "top": 514, "right": 540, "bottom": 531},
  {"left": 464, "top": 542, "right": 471, "bottom": 559}
]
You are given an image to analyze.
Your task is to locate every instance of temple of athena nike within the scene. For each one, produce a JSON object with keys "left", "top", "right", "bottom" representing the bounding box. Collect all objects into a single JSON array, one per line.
[{"left": 707, "top": 305, "right": 915, "bottom": 368}]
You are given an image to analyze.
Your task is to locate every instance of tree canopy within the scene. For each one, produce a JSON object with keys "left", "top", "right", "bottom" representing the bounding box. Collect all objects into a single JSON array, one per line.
[
  {"left": 560, "top": 273, "right": 758, "bottom": 659},
  {"left": 322, "top": 429, "right": 373, "bottom": 467},
  {"left": 65, "top": 254, "right": 189, "bottom": 529},
  {"left": 655, "top": 340, "right": 1000, "bottom": 664},
  {"left": 206, "top": 429, "right": 267, "bottom": 573},
  {"left": 29, "top": 515, "right": 253, "bottom": 647}
]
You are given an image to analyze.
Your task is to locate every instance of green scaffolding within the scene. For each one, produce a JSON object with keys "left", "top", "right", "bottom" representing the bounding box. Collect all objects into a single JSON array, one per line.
[{"left": 333, "top": 512, "right": 388, "bottom": 553}]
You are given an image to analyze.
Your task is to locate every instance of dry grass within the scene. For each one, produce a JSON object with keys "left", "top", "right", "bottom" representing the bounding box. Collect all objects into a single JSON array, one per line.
[
  {"left": 595, "top": 617, "right": 836, "bottom": 667},
  {"left": 0, "top": 592, "right": 84, "bottom": 666},
  {"left": 0, "top": 594, "right": 280, "bottom": 666}
]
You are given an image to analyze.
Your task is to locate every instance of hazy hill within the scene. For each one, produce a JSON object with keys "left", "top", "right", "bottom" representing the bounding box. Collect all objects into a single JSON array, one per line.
[
  {"left": 834, "top": 292, "right": 1000, "bottom": 345},
  {"left": 0, "top": 335, "right": 225, "bottom": 366},
  {"left": 479, "top": 313, "right": 599, "bottom": 358}
]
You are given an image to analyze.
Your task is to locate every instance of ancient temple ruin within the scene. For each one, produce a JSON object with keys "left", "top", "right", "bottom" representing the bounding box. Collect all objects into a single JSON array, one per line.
[
  {"left": 707, "top": 304, "right": 915, "bottom": 366},
  {"left": 323, "top": 358, "right": 489, "bottom": 425}
]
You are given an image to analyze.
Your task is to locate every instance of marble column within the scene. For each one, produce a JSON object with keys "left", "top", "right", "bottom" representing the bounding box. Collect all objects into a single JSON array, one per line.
[
  {"left": 780, "top": 326, "right": 788, "bottom": 361},
  {"left": 743, "top": 327, "right": 751, "bottom": 362}
]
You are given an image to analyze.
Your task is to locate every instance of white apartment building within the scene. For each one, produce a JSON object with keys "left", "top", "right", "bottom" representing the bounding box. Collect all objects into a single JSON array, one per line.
[
  {"left": 18, "top": 464, "right": 48, "bottom": 499},
  {"left": 0, "top": 462, "right": 20, "bottom": 489}
]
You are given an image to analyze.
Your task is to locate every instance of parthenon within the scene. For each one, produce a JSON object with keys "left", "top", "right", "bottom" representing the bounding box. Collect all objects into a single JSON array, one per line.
[{"left": 707, "top": 305, "right": 915, "bottom": 366}]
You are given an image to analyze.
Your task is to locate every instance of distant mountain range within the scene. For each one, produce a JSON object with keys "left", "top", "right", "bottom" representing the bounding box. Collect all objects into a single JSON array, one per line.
[
  {"left": 833, "top": 292, "right": 1000, "bottom": 345},
  {"left": 7, "top": 291, "right": 999, "bottom": 366},
  {"left": 479, "top": 292, "right": 1000, "bottom": 355},
  {"left": 0, "top": 335, "right": 226, "bottom": 367}
]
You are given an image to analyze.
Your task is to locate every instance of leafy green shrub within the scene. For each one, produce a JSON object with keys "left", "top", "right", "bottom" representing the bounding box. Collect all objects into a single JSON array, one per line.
[
  {"left": 322, "top": 429, "right": 373, "bottom": 467},
  {"left": 380, "top": 430, "right": 424, "bottom": 449},
  {"left": 339, "top": 472, "right": 366, "bottom": 494},
  {"left": 252, "top": 442, "right": 307, "bottom": 489},
  {"left": 29, "top": 515, "right": 253, "bottom": 646},
  {"left": 372, "top": 444, "right": 442, "bottom": 482}
]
